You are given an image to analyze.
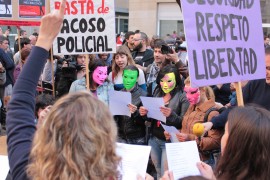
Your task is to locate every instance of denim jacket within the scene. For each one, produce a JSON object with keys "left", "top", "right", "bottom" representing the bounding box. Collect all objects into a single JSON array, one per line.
[{"left": 69, "top": 77, "right": 114, "bottom": 105}]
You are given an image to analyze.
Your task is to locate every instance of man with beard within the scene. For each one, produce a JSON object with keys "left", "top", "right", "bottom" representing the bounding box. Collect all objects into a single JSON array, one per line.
[
  {"left": 131, "top": 32, "right": 154, "bottom": 69},
  {"left": 242, "top": 47, "right": 270, "bottom": 111}
]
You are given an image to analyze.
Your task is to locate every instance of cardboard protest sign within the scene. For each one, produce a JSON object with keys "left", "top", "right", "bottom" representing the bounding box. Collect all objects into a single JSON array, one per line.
[
  {"left": 0, "top": 1, "right": 49, "bottom": 26},
  {"left": 181, "top": 0, "right": 265, "bottom": 87},
  {"left": 19, "top": 0, "right": 46, "bottom": 19},
  {"left": 51, "top": 0, "right": 116, "bottom": 55},
  {"left": 0, "top": 0, "right": 12, "bottom": 18}
]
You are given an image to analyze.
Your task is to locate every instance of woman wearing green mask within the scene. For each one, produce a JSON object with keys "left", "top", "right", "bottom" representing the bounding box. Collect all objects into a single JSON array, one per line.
[
  {"left": 139, "top": 64, "right": 189, "bottom": 179},
  {"left": 114, "top": 65, "right": 147, "bottom": 145}
]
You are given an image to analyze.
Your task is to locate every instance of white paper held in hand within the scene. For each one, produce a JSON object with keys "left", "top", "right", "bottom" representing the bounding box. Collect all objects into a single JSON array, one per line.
[
  {"left": 166, "top": 141, "right": 201, "bottom": 179},
  {"left": 108, "top": 90, "right": 131, "bottom": 117},
  {"left": 116, "top": 143, "right": 151, "bottom": 180},
  {"left": 161, "top": 124, "right": 180, "bottom": 143},
  {"left": 140, "top": 96, "right": 166, "bottom": 123}
]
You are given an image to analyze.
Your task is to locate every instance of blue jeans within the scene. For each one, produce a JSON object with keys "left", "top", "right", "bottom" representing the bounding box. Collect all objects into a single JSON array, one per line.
[{"left": 148, "top": 136, "right": 168, "bottom": 179}]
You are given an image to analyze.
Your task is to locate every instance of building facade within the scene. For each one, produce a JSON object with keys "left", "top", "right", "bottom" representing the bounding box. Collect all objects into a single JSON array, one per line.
[
  {"left": 115, "top": 0, "right": 129, "bottom": 34},
  {"left": 129, "top": 0, "right": 270, "bottom": 39}
]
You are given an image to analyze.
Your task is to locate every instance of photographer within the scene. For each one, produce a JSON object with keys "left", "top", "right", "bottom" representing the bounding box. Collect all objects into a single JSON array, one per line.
[
  {"left": 55, "top": 54, "right": 94, "bottom": 98},
  {"left": 145, "top": 39, "right": 188, "bottom": 96}
]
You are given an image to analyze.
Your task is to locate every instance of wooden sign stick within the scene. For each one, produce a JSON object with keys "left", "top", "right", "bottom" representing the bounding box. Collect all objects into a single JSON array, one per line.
[
  {"left": 235, "top": 81, "right": 244, "bottom": 106},
  {"left": 50, "top": 49, "right": 55, "bottom": 97},
  {"left": 85, "top": 54, "right": 90, "bottom": 91}
]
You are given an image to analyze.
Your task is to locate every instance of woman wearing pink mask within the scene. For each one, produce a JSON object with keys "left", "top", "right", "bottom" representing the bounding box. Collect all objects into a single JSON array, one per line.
[
  {"left": 165, "top": 76, "right": 223, "bottom": 166},
  {"left": 69, "top": 59, "right": 113, "bottom": 105}
]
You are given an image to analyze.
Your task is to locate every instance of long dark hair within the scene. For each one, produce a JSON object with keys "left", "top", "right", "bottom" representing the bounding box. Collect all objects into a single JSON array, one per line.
[
  {"left": 216, "top": 106, "right": 270, "bottom": 179},
  {"left": 89, "top": 59, "right": 107, "bottom": 89},
  {"left": 155, "top": 64, "right": 183, "bottom": 97}
]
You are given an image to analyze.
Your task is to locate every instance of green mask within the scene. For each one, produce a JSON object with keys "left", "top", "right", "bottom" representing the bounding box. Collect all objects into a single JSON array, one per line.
[{"left": 123, "top": 70, "right": 138, "bottom": 90}]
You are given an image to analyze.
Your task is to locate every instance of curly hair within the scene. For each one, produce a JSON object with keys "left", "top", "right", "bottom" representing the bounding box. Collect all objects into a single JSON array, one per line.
[{"left": 27, "top": 91, "right": 121, "bottom": 180}]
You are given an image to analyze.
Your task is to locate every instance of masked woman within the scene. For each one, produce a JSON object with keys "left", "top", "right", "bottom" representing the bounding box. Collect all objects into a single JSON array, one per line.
[
  {"left": 108, "top": 45, "right": 146, "bottom": 91},
  {"left": 114, "top": 65, "right": 147, "bottom": 145},
  {"left": 165, "top": 76, "right": 223, "bottom": 166},
  {"left": 139, "top": 64, "right": 189, "bottom": 179},
  {"left": 69, "top": 59, "right": 113, "bottom": 105}
]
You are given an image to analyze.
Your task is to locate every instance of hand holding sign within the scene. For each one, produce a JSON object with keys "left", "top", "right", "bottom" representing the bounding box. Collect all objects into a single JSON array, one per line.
[{"left": 36, "top": 0, "right": 66, "bottom": 51}]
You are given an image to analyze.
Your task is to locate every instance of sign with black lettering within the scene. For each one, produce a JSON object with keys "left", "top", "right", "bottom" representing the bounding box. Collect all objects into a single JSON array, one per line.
[
  {"left": 181, "top": 0, "right": 265, "bottom": 87},
  {"left": 51, "top": 0, "right": 116, "bottom": 55}
]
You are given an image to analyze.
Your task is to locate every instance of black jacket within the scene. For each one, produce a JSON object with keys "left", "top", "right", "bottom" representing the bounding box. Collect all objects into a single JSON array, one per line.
[
  {"left": 150, "top": 87, "right": 189, "bottom": 140},
  {"left": 132, "top": 49, "right": 154, "bottom": 67},
  {"left": 115, "top": 84, "right": 147, "bottom": 140}
]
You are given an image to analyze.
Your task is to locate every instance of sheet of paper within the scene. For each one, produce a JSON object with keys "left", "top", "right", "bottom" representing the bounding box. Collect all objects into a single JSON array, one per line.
[
  {"left": 161, "top": 124, "right": 180, "bottom": 143},
  {"left": 140, "top": 96, "right": 166, "bottom": 123},
  {"left": 109, "top": 90, "right": 131, "bottom": 117},
  {"left": 0, "top": 155, "right": 9, "bottom": 180},
  {"left": 166, "top": 141, "right": 201, "bottom": 179},
  {"left": 116, "top": 143, "right": 151, "bottom": 180}
]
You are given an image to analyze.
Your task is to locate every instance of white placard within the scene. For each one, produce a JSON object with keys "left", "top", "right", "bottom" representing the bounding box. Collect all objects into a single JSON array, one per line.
[{"left": 51, "top": 0, "right": 116, "bottom": 55}]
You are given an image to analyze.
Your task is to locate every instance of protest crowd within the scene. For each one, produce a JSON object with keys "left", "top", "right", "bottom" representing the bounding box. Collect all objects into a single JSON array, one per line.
[{"left": 1, "top": 0, "right": 270, "bottom": 179}]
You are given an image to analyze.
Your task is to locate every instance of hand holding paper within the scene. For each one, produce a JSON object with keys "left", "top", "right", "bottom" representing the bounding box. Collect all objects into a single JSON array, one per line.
[
  {"left": 116, "top": 143, "right": 151, "bottom": 180},
  {"left": 176, "top": 133, "right": 188, "bottom": 142},
  {"left": 140, "top": 97, "right": 166, "bottom": 123},
  {"left": 160, "top": 106, "right": 172, "bottom": 117},
  {"left": 161, "top": 124, "right": 180, "bottom": 143},
  {"left": 109, "top": 90, "right": 131, "bottom": 116},
  {"left": 127, "top": 103, "right": 137, "bottom": 114},
  {"left": 166, "top": 141, "right": 201, "bottom": 179},
  {"left": 139, "top": 106, "right": 148, "bottom": 116}
]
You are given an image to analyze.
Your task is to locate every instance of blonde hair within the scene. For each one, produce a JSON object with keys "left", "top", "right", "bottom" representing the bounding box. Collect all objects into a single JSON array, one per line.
[
  {"left": 27, "top": 91, "right": 120, "bottom": 180},
  {"left": 112, "top": 45, "right": 135, "bottom": 78},
  {"left": 184, "top": 76, "right": 215, "bottom": 101}
]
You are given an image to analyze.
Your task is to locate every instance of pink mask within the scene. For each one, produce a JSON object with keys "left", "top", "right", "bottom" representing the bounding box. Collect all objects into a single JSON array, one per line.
[
  {"left": 92, "top": 66, "right": 108, "bottom": 85},
  {"left": 184, "top": 86, "right": 200, "bottom": 105}
]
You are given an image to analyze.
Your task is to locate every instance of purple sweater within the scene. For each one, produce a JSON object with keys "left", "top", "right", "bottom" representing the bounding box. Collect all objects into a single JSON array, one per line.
[{"left": 7, "top": 46, "right": 48, "bottom": 180}]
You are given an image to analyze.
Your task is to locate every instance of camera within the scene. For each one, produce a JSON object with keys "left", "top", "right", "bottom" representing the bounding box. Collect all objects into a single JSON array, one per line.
[
  {"left": 161, "top": 42, "right": 187, "bottom": 54},
  {"left": 75, "top": 64, "right": 85, "bottom": 71},
  {"left": 57, "top": 55, "right": 76, "bottom": 68},
  {"left": 161, "top": 44, "right": 174, "bottom": 54}
]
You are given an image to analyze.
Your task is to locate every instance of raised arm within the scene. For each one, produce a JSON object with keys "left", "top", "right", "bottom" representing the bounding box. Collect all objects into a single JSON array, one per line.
[{"left": 7, "top": 1, "right": 66, "bottom": 179}]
